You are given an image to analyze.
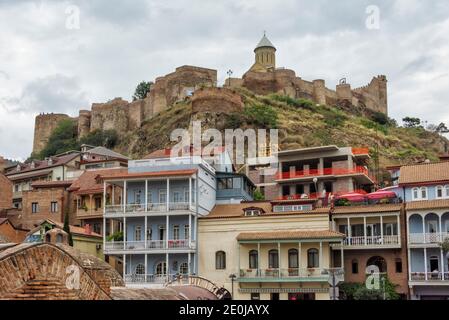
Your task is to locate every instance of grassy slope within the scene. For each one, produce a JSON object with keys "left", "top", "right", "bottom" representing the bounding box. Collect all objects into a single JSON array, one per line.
[{"left": 118, "top": 88, "right": 447, "bottom": 171}]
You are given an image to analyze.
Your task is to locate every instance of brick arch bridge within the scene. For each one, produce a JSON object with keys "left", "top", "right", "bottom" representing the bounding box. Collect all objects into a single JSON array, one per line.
[{"left": 0, "top": 243, "right": 124, "bottom": 300}]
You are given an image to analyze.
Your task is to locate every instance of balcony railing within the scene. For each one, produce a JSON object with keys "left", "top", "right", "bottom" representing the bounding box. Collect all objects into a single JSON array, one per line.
[
  {"left": 410, "top": 272, "right": 449, "bottom": 281},
  {"left": 105, "top": 202, "right": 193, "bottom": 215},
  {"left": 277, "top": 166, "right": 370, "bottom": 180},
  {"left": 343, "top": 235, "right": 400, "bottom": 246},
  {"left": 238, "top": 268, "right": 331, "bottom": 281},
  {"left": 104, "top": 239, "right": 195, "bottom": 251},
  {"left": 408, "top": 232, "right": 449, "bottom": 244},
  {"left": 124, "top": 274, "right": 181, "bottom": 284}
]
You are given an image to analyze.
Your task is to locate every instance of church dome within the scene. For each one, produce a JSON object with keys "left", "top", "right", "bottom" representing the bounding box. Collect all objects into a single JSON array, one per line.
[{"left": 255, "top": 34, "right": 276, "bottom": 52}]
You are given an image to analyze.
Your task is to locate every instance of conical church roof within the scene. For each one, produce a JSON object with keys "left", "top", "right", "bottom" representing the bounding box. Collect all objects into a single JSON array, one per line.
[{"left": 255, "top": 34, "right": 276, "bottom": 51}]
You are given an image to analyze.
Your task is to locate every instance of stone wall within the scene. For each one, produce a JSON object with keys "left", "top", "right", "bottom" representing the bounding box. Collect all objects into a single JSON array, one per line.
[
  {"left": 191, "top": 87, "right": 244, "bottom": 114},
  {"left": 33, "top": 114, "right": 75, "bottom": 155}
]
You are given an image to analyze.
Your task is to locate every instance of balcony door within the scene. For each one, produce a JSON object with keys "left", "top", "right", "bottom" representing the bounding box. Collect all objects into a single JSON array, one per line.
[
  {"left": 429, "top": 256, "right": 440, "bottom": 273},
  {"left": 159, "top": 226, "right": 166, "bottom": 241},
  {"left": 427, "top": 220, "right": 438, "bottom": 233}
]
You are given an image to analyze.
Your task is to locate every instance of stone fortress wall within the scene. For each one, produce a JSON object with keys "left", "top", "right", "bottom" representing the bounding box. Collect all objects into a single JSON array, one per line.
[{"left": 32, "top": 36, "right": 388, "bottom": 155}]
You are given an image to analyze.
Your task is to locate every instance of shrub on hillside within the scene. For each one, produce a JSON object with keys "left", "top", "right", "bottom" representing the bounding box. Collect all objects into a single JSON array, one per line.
[{"left": 243, "top": 104, "right": 278, "bottom": 128}]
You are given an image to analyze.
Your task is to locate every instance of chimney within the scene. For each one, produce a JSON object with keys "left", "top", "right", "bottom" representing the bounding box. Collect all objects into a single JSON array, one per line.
[{"left": 84, "top": 224, "right": 92, "bottom": 235}]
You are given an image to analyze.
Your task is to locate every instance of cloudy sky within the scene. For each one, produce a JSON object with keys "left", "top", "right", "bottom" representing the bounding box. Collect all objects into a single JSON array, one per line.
[{"left": 1, "top": 0, "right": 449, "bottom": 160}]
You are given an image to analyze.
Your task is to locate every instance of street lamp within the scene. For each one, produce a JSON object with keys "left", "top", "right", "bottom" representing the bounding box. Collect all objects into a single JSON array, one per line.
[
  {"left": 313, "top": 177, "right": 318, "bottom": 197},
  {"left": 229, "top": 274, "right": 237, "bottom": 299}
]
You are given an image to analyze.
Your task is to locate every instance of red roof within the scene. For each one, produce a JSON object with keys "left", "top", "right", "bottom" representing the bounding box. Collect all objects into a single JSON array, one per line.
[
  {"left": 31, "top": 180, "right": 73, "bottom": 189},
  {"left": 99, "top": 169, "right": 198, "bottom": 181},
  {"left": 68, "top": 168, "right": 127, "bottom": 194},
  {"left": 5, "top": 153, "right": 80, "bottom": 177}
]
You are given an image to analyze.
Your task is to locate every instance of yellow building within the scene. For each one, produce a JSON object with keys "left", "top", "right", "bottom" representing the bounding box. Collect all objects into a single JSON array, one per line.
[{"left": 198, "top": 201, "right": 344, "bottom": 300}]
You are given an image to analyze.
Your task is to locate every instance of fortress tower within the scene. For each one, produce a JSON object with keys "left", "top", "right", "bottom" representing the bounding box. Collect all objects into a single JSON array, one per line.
[{"left": 249, "top": 33, "right": 276, "bottom": 72}]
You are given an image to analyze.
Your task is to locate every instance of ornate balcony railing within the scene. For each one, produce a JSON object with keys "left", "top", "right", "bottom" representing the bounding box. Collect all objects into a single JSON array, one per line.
[
  {"left": 277, "top": 166, "right": 370, "bottom": 180},
  {"left": 343, "top": 235, "right": 400, "bottom": 246},
  {"left": 105, "top": 202, "right": 193, "bottom": 215},
  {"left": 408, "top": 232, "right": 449, "bottom": 244},
  {"left": 410, "top": 272, "right": 449, "bottom": 281},
  {"left": 238, "top": 268, "right": 333, "bottom": 280},
  {"left": 124, "top": 274, "right": 180, "bottom": 284},
  {"left": 104, "top": 239, "right": 196, "bottom": 251}
]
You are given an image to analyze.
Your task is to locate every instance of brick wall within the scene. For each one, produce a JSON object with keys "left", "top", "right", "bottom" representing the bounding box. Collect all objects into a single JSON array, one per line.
[
  {"left": 191, "top": 87, "right": 244, "bottom": 113},
  {"left": 0, "top": 174, "right": 12, "bottom": 211}
]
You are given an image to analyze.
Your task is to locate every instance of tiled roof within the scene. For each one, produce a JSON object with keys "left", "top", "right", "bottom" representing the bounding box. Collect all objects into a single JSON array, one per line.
[
  {"left": 29, "top": 219, "right": 102, "bottom": 238},
  {"left": 68, "top": 168, "right": 127, "bottom": 194},
  {"left": 5, "top": 153, "right": 80, "bottom": 177},
  {"left": 406, "top": 199, "right": 449, "bottom": 211},
  {"left": 399, "top": 162, "right": 449, "bottom": 185},
  {"left": 331, "top": 203, "right": 403, "bottom": 215},
  {"left": 237, "top": 230, "right": 344, "bottom": 241},
  {"left": 202, "top": 202, "right": 329, "bottom": 219},
  {"left": 85, "top": 146, "right": 129, "bottom": 160},
  {"left": 255, "top": 34, "right": 276, "bottom": 50},
  {"left": 7, "top": 169, "right": 52, "bottom": 181},
  {"left": 99, "top": 169, "right": 198, "bottom": 180}
]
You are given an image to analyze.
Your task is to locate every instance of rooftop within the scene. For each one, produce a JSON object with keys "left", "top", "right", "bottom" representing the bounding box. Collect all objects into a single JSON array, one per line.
[
  {"left": 68, "top": 168, "right": 127, "bottom": 194},
  {"left": 406, "top": 199, "right": 449, "bottom": 211},
  {"left": 237, "top": 229, "right": 344, "bottom": 241},
  {"left": 399, "top": 161, "right": 449, "bottom": 185},
  {"left": 255, "top": 34, "right": 276, "bottom": 51}
]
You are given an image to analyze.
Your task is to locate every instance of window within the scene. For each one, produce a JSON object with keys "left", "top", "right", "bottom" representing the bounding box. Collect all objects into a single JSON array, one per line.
[
  {"left": 385, "top": 223, "right": 395, "bottom": 236},
  {"left": 56, "top": 233, "right": 63, "bottom": 243},
  {"left": 184, "top": 188, "right": 189, "bottom": 203},
  {"left": 173, "top": 225, "right": 180, "bottom": 240},
  {"left": 135, "top": 191, "right": 142, "bottom": 204},
  {"left": 249, "top": 250, "right": 258, "bottom": 269},
  {"left": 147, "top": 191, "right": 153, "bottom": 204},
  {"left": 268, "top": 249, "right": 279, "bottom": 269},
  {"left": 216, "top": 251, "right": 226, "bottom": 270},
  {"left": 50, "top": 202, "right": 58, "bottom": 213},
  {"left": 93, "top": 223, "right": 101, "bottom": 235},
  {"left": 412, "top": 187, "right": 419, "bottom": 200},
  {"left": 244, "top": 209, "right": 261, "bottom": 216},
  {"left": 395, "top": 258, "right": 403, "bottom": 273},
  {"left": 147, "top": 227, "right": 152, "bottom": 240},
  {"left": 421, "top": 187, "right": 428, "bottom": 199},
  {"left": 288, "top": 249, "right": 299, "bottom": 268},
  {"left": 14, "top": 184, "right": 19, "bottom": 192},
  {"left": 218, "top": 178, "right": 233, "bottom": 190},
  {"left": 250, "top": 293, "right": 260, "bottom": 300},
  {"left": 159, "top": 226, "right": 166, "bottom": 241},
  {"left": 437, "top": 186, "right": 444, "bottom": 199},
  {"left": 446, "top": 185, "right": 449, "bottom": 198},
  {"left": 173, "top": 190, "right": 181, "bottom": 203},
  {"left": 135, "top": 226, "right": 142, "bottom": 241},
  {"left": 270, "top": 293, "right": 280, "bottom": 300},
  {"left": 135, "top": 264, "right": 145, "bottom": 275},
  {"left": 179, "top": 262, "right": 188, "bottom": 275},
  {"left": 184, "top": 225, "right": 190, "bottom": 240},
  {"left": 94, "top": 197, "right": 102, "bottom": 210},
  {"left": 159, "top": 190, "right": 167, "bottom": 204},
  {"left": 155, "top": 262, "right": 167, "bottom": 275},
  {"left": 307, "top": 249, "right": 319, "bottom": 268},
  {"left": 31, "top": 202, "right": 39, "bottom": 213},
  {"left": 352, "top": 260, "right": 359, "bottom": 274}
]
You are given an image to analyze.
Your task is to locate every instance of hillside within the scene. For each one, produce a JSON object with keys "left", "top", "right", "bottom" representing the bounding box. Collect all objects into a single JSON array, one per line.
[{"left": 116, "top": 88, "right": 447, "bottom": 173}]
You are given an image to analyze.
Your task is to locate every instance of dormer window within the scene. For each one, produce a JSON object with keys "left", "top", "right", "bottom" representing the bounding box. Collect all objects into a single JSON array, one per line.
[{"left": 16, "top": 164, "right": 21, "bottom": 171}]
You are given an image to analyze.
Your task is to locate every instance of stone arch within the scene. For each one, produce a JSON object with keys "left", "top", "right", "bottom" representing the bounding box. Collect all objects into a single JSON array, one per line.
[
  {"left": 0, "top": 243, "right": 123, "bottom": 300},
  {"left": 366, "top": 256, "right": 387, "bottom": 273}
]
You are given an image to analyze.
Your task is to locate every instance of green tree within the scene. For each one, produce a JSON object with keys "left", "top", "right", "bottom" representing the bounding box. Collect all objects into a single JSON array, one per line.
[
  {"left": 402, "top": 117, "right": 421, "bottom": 128},
  {"left": 253, "top": 189, "right": 265, "bottom": 201},
  {"left": 80, "top": 129, "right": 118, "bottom": 149},
  {"left": 133, "top": 81, "right": 153, "bottom": 101},
  {"left": 63, "top": 210, "right": 73, "bottom": 246},
  {"left": 39, "top": 119, "right": 79, "bottom": 159}
]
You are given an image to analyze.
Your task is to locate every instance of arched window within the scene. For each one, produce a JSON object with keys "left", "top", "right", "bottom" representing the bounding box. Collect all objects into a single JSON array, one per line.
[
  {"left": 268, "top": 249, "right": 279, "bottom": 269},
  {"left": 249, "top": 250, "right": 258, "bottom": 269},
  {"left": 412, "top": 187, "right": 419, "bottom": 200},
  {"left": 135, "top": 263, "right": 145, "bottom": 275},
  {"left": 288, "top": 249, "right": 299, "bottom": 268},
  {"left": 179, "top": 262, "right": 188, "bottom": 275},
  {"left": 366, "top": 256, "right": 387, "bottom": 273},
  {"left": 155, "top": 262, "right": 167, "bottom": 275},
  {"left": 215, "top": 251, "right": 226, "bottom": 270},
  {"left": 436, "top": 186, "right": 444, "bottom": 199},
  {"left": 420, "top": 187, "right": 428, "bottom": 199},
  {"left": 307, "top": 249, "right": 319, "bottom": 268},
  {"left": 45, "top": 233, "right": 51, "bottom": 243}
]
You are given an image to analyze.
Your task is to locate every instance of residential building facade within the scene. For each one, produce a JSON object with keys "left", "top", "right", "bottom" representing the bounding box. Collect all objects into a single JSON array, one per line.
[
  {"left": 198, "top": 201, "right": 344, "bottom": 300},
  {"left": 399, "top": 161, "right": 449, "bottom": 300}
]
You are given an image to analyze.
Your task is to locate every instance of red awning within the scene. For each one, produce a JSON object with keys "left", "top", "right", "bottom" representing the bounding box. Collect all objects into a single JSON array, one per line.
[
  {"left": 367, "top": 190, "right": 397, "bottom": 200},
  {"left": 336, "top": 192, "right": 366, "bottom": 202}
]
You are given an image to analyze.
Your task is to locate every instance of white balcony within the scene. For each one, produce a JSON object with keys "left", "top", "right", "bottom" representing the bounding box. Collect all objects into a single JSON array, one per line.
[
  {"left": 124, "top": 274, "right": 181, "bottom": 284},
  {"left": 104, "top": 239, "right": 196, "bottom": 253},
  {"left": 104, "top": 202, "right": 194, "bottom": 216},
  {"left": 408, "top": 232, "right": 449, "bottom": 245},
  {"left": 238, "top": 268, "right": 339, "bottom": 282},
  {"left": 410, "top": 272, "right": 449, "bottom": 282},
  {"left": 332, "top": 235, "right": 400, "bottom": 249}
]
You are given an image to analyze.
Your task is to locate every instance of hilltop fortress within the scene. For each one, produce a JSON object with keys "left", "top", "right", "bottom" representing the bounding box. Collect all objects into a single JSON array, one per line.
[{"left": 33, "top": 34, "right": 388, "bottom": 155}]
